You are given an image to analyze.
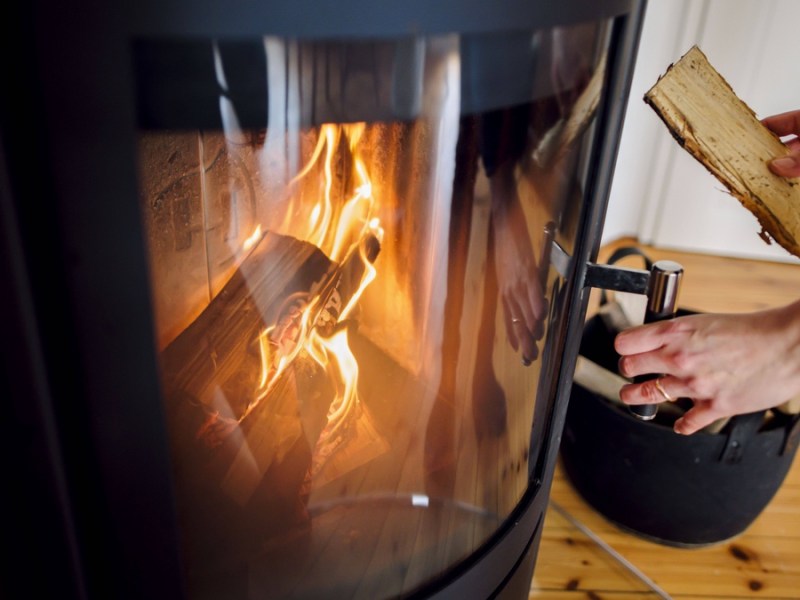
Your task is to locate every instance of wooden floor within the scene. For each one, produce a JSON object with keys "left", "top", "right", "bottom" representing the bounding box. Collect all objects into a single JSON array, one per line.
[{"left": 529, "top": 239, "right": 800, "bottom": 599}]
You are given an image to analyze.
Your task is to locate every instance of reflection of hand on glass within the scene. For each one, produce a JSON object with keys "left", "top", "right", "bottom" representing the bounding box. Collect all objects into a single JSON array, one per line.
[{"left": 489, "top": 161, "right": 547, "bottom": 364}]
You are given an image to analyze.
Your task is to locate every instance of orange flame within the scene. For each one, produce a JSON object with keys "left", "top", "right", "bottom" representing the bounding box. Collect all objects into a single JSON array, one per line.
[
  {"left": 242, "top": 123, "right": 381, "bottom": 436},
  {"left": 307, "top": 328, "right": 358, "bottom": 438}
]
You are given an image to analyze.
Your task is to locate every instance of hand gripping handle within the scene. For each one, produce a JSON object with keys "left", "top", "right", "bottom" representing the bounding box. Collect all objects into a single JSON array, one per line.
[{"left": 629, "top": 260, "right": 683, "bottom": 421}]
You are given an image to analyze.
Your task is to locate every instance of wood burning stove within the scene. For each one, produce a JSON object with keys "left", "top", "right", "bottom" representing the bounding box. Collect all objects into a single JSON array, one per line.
[{"left": 1, "top": 1, "right": 646, "bottom": 598}]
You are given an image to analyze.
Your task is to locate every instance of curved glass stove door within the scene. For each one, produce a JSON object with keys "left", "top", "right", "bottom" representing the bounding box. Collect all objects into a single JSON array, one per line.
[{"left": 135, "top": 20, "right": 612, "bottom": 599}]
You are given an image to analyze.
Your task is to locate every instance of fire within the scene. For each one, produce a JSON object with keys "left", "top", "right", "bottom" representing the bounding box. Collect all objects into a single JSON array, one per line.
[
  {"left": 241, "top": 123, "right": 383, "bottom": 457},
  {"left": 307, "top": 328, "right": 359, "bottom": 439},
  {"left": 242, "top": 225, "right": 263, "bottom": 252}
]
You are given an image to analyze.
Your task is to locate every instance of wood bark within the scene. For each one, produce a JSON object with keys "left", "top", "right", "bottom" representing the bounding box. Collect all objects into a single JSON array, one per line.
[{"left": 645, "top": 45, "right": 800, "bottom": 259}]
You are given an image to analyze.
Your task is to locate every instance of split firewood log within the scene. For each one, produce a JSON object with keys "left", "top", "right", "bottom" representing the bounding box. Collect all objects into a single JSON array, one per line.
[
  {"left": 159, "top": 230, "right": 334, "bottom": 427},
  {"left": 160, "top": 227, "right": 386, "bottom": 512},
  {"left": 160, "top": 229, "right": 381, "bottom": 432},
  {"left": 645, "top": 45, "right": 800, "bottom": 259}
]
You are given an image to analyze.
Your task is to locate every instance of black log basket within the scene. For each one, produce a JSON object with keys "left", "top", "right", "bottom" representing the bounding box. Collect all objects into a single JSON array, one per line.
[{"left": 562, "top": 248, "right": 800, "bottom": 547}]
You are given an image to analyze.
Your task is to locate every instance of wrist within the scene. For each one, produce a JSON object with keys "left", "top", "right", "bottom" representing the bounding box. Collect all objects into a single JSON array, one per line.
[{"left": 773, "top": 299, "right": 800, "bottom": 397}]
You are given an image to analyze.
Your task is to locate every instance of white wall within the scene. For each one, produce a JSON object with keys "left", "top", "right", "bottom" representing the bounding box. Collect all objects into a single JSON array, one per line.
[{"left": 604, "top": 0, "right": 800, "bottom": 264}]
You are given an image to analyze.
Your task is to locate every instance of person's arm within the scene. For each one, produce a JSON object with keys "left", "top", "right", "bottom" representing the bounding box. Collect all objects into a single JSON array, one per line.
[
  {"left": 612, "top": 109, "right": 800, "bottom": 435},
  {"left": 489, "top": 160, "right": 546, "bottom": 364}
]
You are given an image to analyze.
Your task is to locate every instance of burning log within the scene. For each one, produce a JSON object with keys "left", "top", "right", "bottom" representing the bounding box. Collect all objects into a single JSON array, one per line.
[
  {"left": 160, "top": 226, "right": 386, "bottom": 522},
  {"left": 159, "top": 230, "right": 333, "bottom": 425},
  {"left": 160, "top": 229, "right": 381, "bottom": 430}
]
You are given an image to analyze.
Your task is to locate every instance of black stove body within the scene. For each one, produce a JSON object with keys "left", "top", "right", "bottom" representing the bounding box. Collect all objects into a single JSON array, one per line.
[{"left": 1, "top": 1, "right": 646, "bottom": 598}]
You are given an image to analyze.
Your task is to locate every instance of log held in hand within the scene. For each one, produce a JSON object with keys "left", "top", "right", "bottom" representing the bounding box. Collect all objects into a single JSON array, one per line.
[{"left": 645, "top": 45, "right": 800, "bottom": 259}]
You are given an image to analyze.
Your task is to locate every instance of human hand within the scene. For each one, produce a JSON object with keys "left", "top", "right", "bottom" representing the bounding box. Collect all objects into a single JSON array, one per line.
[
  {"left": 614, "top": 300, "right": 800, "bottom": 435},
  {"left": 489, "top": 164, "right": 547, "bottom": 364},
  {"left": 762, "top": 109, "right": 800, "bottom": 177}
]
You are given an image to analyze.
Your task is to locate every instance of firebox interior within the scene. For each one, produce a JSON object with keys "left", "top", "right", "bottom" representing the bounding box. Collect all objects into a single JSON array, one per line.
[{"left": 133, "top": 22, "right": 612, "bottom": 599}]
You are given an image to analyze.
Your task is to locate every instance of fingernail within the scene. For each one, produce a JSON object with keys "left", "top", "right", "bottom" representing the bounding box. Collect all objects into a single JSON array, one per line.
[
  {"left": 673, "top": 418, "right": 685, "bottom": 434},
  {"left": 772, "top": 156, "right": 796, "bottom": 170}
]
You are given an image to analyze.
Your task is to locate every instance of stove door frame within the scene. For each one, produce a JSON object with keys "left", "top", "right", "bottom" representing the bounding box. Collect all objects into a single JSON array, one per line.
[{"left": 0, "top": 0, "right": 646, "bottom": 598}]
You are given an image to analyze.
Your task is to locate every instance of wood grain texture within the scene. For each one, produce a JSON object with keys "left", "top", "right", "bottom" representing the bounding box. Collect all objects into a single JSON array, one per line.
[
  {"left": 531, "top": 239, "right": 800, "bottom": 599},
  {"left": 645, "top": 45, "right": 800, "bottom": 259}
]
